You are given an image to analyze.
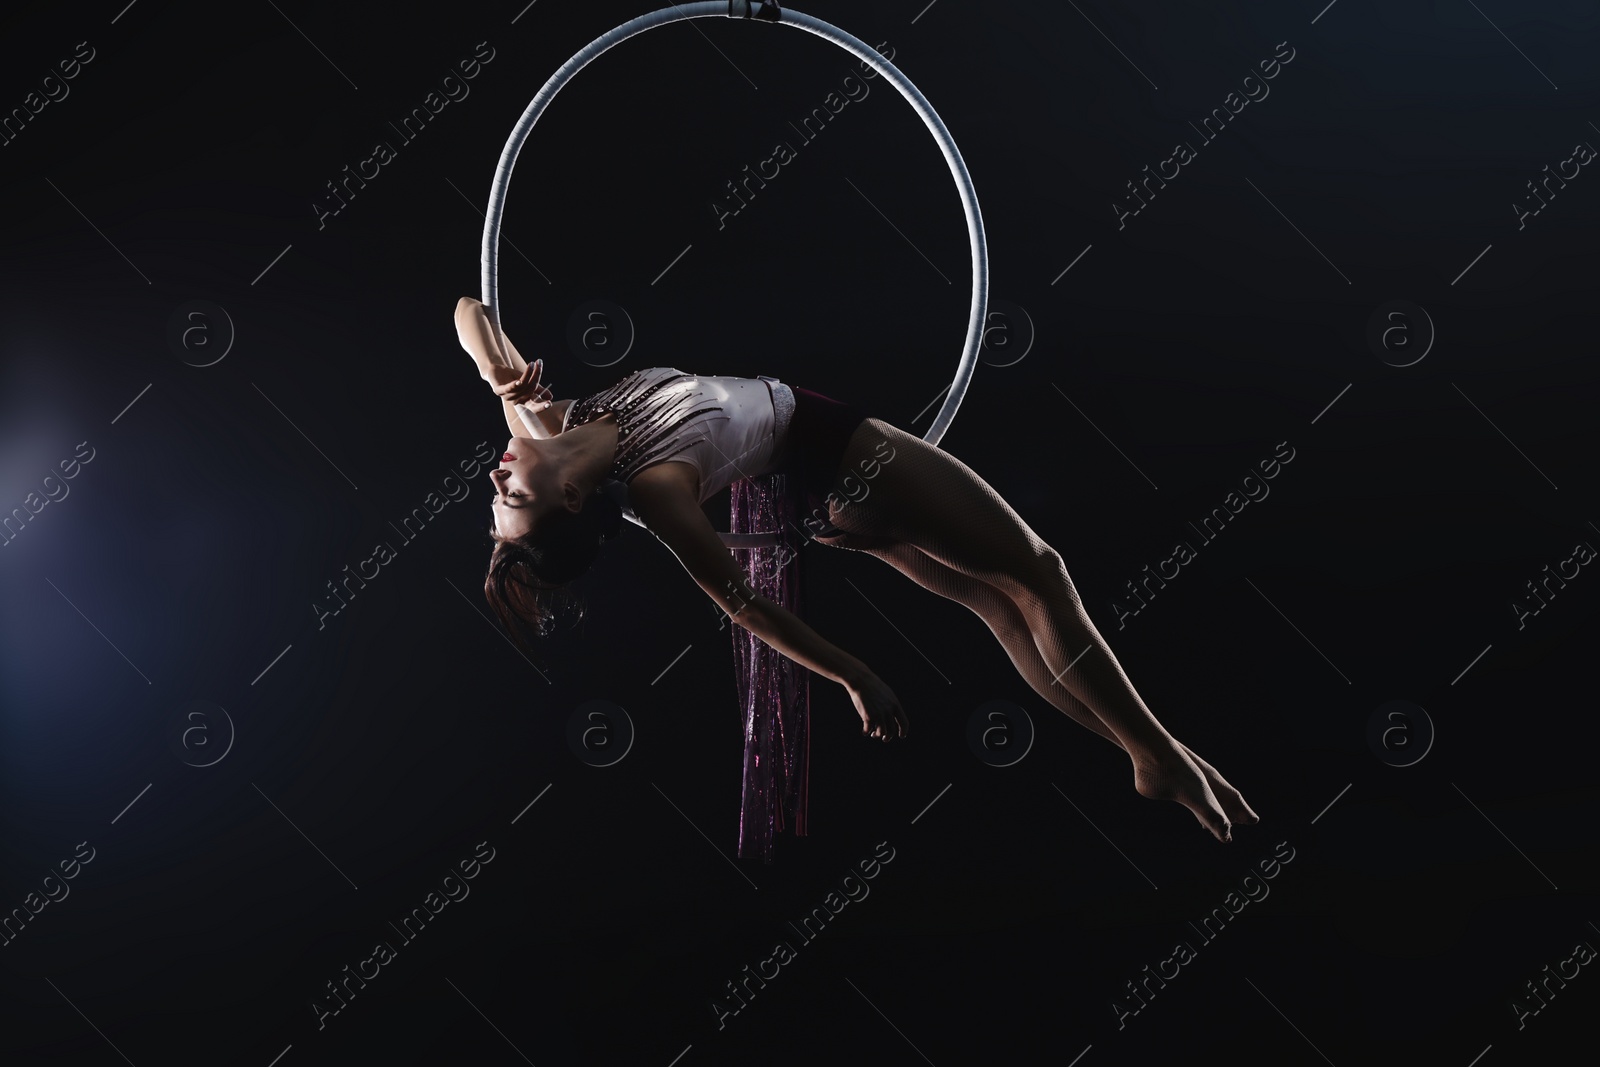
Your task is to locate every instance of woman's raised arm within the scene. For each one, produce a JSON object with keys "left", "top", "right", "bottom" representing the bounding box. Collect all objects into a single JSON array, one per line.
[
  {"left": 454, "top": 296, "right": 520, "bottom": 378},
  {"left": 453, "top": 297, "right": 568, "bottom": 438}
]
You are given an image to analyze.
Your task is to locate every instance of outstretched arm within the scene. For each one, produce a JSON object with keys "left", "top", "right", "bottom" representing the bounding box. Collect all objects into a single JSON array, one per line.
[{"left": 628, "top": 470, "right": 909, "bottom": 741}]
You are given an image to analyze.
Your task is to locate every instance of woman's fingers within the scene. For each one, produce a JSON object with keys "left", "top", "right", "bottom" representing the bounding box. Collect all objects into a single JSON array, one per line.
[
  {"left": 862, "top": 716, "right": 907, "bottom": 741},
  {"left": 495, "top": 361, "right": 548, "bottom": 403},
  {"left": 494, "top": 366, "right": 547, "bottom": 401}
]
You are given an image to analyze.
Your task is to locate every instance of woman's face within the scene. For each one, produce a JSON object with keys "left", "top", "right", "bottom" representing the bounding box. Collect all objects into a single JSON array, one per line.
[{"left": 490, "top": 436, "right": 573, "bottom": 539}]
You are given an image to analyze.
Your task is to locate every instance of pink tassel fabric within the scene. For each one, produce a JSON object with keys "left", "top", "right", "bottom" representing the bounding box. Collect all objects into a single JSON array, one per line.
[{"left": 728, "top": 472, "right": 809, "bottom": 863}]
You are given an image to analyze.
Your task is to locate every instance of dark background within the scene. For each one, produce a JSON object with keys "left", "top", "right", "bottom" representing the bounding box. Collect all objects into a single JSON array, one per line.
[{"left": 2, "top": 1, "right": 1596, "bottom": 1063}]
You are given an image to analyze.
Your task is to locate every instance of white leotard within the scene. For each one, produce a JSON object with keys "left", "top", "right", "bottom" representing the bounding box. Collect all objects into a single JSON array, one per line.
[{"left": 561, "top": 367, "right": 796, "bottom": 505}]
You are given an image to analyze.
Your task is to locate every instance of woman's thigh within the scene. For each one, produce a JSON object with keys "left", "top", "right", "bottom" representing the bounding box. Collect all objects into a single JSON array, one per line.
[
  {"left": 857, "top": 537, "right": 1034, "bottom": 642},
  {"left": 815, "top": 419, "right": 1057, "bottom": 598}
]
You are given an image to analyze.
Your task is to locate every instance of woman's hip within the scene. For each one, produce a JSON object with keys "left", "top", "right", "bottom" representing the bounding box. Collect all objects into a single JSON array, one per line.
[{"left": 772, "top": 385, "right": 872, "bottom": 510}]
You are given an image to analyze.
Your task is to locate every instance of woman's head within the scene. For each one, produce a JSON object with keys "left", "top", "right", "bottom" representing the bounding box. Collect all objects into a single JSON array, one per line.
[
  {"left": 484, "top": 436, "right": 623, "bottom": 648},
  {"left": 487, "top": 437, "right": 579, "bottom": 539}
]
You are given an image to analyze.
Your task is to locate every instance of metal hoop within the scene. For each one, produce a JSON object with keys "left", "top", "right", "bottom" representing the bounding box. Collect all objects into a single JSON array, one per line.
[{"left": 480, "top": 2, "right": 988, "bottom": 542}]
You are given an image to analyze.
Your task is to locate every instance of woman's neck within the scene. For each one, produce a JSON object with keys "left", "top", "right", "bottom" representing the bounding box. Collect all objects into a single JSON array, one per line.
[{"left": 553, "top": 410, "right": 618, "bottom": 491}]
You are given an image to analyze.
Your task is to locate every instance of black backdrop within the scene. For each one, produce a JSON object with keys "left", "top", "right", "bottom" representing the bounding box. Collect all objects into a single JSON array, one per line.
[{"left": 1, "top": 2, "right": 1596, "bottom": 1064}]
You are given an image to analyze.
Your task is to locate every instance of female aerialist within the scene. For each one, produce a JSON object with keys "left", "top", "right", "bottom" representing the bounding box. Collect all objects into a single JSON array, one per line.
[{"left": 455, "top": 297, "right": 1258, "bottom": 843}]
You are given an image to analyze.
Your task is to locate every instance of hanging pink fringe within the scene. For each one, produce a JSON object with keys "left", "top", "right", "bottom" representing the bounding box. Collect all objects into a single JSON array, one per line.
[{"left": 728, "top": 472, "right": 809, "bottom": 863}]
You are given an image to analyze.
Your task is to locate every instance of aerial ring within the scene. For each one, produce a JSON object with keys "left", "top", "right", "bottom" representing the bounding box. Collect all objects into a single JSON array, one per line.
[{"left": 480, "top": 2, "right": 988, "bottom": 539}]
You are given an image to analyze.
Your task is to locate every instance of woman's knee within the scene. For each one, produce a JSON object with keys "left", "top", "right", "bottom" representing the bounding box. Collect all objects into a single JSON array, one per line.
[
  {"left": 1006, "top": 543, "right": 1080, "bottom": 612},
  {"left": 976, "top": 590, "right": 1034, "bottom": 645}
]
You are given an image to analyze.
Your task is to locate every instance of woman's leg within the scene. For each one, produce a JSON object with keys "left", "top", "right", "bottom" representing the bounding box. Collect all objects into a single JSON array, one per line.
[
  {"left": 825, "top": 533, "right": 1256, "bottom": 828},
  {"left": 819, "top": 532, "right": 1124, "bottom": 746},
  {"left": 817, "top": 419, "right": 1247, "bottom": 841}
]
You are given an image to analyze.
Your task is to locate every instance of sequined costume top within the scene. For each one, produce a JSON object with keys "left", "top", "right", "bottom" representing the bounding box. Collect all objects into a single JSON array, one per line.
[{"left": 562, "top": 367, "right": 796, "bottom": 505}]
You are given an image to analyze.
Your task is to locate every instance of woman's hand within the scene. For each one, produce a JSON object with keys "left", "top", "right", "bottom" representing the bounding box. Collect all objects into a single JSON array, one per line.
[
  {"left": 489, "top": 359, "right": 554, "bottom": 409},
  {"left": 846, "top": 670, "right": 910, "bottom": 742}
]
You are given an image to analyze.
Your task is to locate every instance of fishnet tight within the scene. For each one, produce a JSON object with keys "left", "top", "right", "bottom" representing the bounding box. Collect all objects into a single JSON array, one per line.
[
  {"left": 813, "top": 419, "right": 1170, "bottom": 751},
  {"left": 811, "top": 419, "right": 1245, "bottom": 839}
]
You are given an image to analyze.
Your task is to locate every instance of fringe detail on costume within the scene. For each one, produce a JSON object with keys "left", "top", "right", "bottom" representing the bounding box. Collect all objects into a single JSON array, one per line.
[
  {"left": 566, "top": 370, "right": 725, "bottom": 483},
  {"left": 730, "top": 472, "right": 809, "bottom": 864}
]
